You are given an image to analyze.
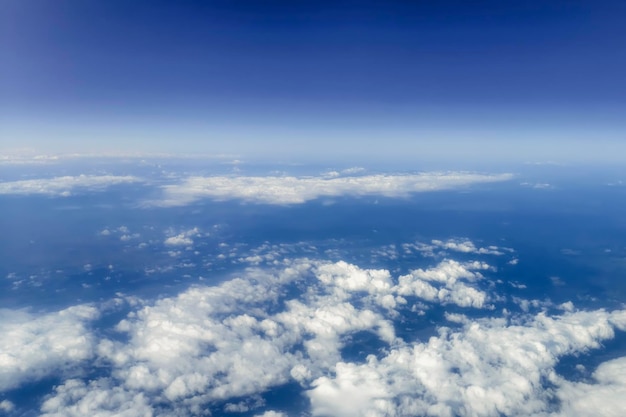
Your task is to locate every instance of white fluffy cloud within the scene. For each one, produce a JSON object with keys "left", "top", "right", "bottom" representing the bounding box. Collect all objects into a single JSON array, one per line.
[
  {"left": 40, "top": 378, "right": 153, "bottom": 417},
  {"left": 164, "top": 228, "right": 200, "bottom": 247},
  {"left": 0, "top": 175, "right": 141, "bottom": 196},
  {"left": 0, "top": 400, "right": 15, "bottom": 412},
  {"left": 94, "top": 260, "right": 396, "bottom": 412},
  {"left": 308, "top": 309, "right": 622, "bottom": 417},
  {"left": 431, "top": 239, "right": 509, "bottom": 255},
  {"left": 404, "top": 238, "right": 513, "bottom": 257},
  {"left": 3, "top": 244, "right": 626, "bottom": 417},
  {"left": 0, "top": 305, "right": 99, "bottom": 391},
  {"left": 253, "top": 412, "right": 288, "bottom": 417},
  {"left": 553, "top": 357, "right": 626, "bottom": 417},
  {"left": 156, "top": 172, "right": 513, "bottom": 205},
  {"left": 395, "top": 260, "right": 491, "bottom": 308}
]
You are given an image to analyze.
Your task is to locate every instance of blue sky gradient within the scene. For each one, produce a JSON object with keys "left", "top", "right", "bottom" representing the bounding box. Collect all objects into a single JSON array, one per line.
[{"left": 2, "top": 0, "right": 626, "bottom": 163}]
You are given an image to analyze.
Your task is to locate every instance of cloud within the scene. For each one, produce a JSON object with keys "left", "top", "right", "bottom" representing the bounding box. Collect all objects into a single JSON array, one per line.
[
  {"left": 3, "top": 251, "right": 625, "bottom": 417},
  {"left": 163, "top": 235, "right": 193, "bottom": 246},
  {"left": 553, "top": 357, "right": 626, "bottom": 417},
  {"left": 0, "top": 400, "right": 15, "bottom": 412},
  {"left": 96, "top": 263, "right": 310, "bottom": 411},
  {"left": 521, "top": 181, "right": 553, "bottom": 189},
  {"left": 395, "top": 260, "right": 491, "bottom": 308},
  {"left": 307, "top": 309, "right": 623, "bottom": 417},
  {"left": 223, "top": 395, "right": 265, "bottom": 413},
  {"left": 0, "top": 305, "right": 99, "bottom": 391},
  {"left": 254, "top": 412, "right": 287, "bottom": 417},
  {"left": 94, "top": 260, "right": 396, "bottom": 412},
  {"left": 430, "top": 239, "right": 508, "bottom": 255},
  {"left": 96, "top": 256, "right": 624, "bottom": 417},
  {"left": 40, "top": 378, "right": 153, "bottom": 417},
  {"left": 164, "top": 228, "right": 200, "bottom": 247},
  {"left": 156, "top": 172, "right": 513, "bottom": 206},
  {"left": 0, "top": 153, "right": 60, "bottom": 165},
  {"left": 404, "top": 239, "right": 512, "bottom": 257},
  {"left": 0, "top": 175, "right": 141, "bottom": 196},
  {"left": 323, "top": 167, "right": 366, "bottom": 178}
]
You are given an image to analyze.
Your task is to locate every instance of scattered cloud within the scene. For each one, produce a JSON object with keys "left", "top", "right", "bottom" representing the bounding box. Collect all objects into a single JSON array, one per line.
[
  {"left": 254, "top": 412, "right": 287, "bottom": 417},
  {"left": 553, "top": 356, "right": 626, "bottom": 417},
  {"left": 164, "top": 228, "right": 200, "bottom": 247},
  {"left": 0, "top": 151, "right": 237, "bottom": 165},
  {"left": 0, "top": 400, "right": 15, "bottom": 412},
  {"left": 307, "top": 309, "right": 622, "bottom": 417},
  {"left": 521, "top": 181, "right": 553, "bottom": 189},
  {"left": 404, "top": 238, "right": 512, "bottom": 257},
  {"left": 0, "top": 175, "right": 141, "bottom": 196},
  {"left": 396, "top": 260, "right": 491, "bottom": 308},
  {"left": 163, "top": 235, "right": 193, "bottom": 246},
  {"left": 99, "top": 225, "right": 142, "bottom": 243},
  {"left": 2, "top": 246, "right": 626, "bottom": 417},
  {"left": 431, "top": 239, "right": 508, "bottom": 255},
  {"left": 155, "top": 172, "right": 514, "bottom": 206},
  {"left": 40, "top": 378, "right": 153, "bottom": 417},
  {"left": 322, "top": 167, "right": 366, "bottom": 178}
]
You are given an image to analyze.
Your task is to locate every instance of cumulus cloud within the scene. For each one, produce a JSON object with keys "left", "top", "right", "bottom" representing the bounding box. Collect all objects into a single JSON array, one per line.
[
  {"left": 395, "top": 260, "right": 491, "bottom": 308},
  {"left": 404, "top": 238, "right": 512, "bottom": 257},
  {"left": 3, "top": 251, "right": 625, "bottom": 417},
  {"left": 0, "top": 400, "right": 15, "bottom": 412},
  {"left": 156, "top": 172, "right": 513, "bottom": 206},
  {"left": 163, "top": 235, "right": 193, "bottom": 246},
  {"left": 0, "top": 305, "right": 99, "bottom": 391},
  {"left": 40, "top": 378, "right": 153, "bottom": 417},
  {"left": 307, "top": 309, "right": 623, "bottom": 417},
  {"left": 0, "top": 175, "right": 141, "bottom": 196},
  {"left": 94, "top": 260, "right": 396, "bottom": 413},
  {"left": 93, "top": 263, "right": 308, "bottom": 411},
  {"left": 431, "top": 239, "right": 508, "bottom": 255},
  {"left": 554, "top": 357, "right": 626, "bottom": 417},
  {"left": 164, "top": 228, "right": 200, "bottom": 247},
  {"left": 254, "top": 412, "right": 288, "bottom": 417}
]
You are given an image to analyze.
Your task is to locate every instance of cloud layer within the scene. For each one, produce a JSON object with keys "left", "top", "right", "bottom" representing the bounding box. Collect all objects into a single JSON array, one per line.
[
  {"left": 0, "top": 234, "right": 626, "bottom": 417},
  {"left": 2, "top": 246, "right": 626, "bottom": 416},
  {"left": 308, "top": 309, "right": 626, "bottom": 417},
  {"left": 0, "top": 175, "right": 141, "bottom": 196},
  {"left": 157, "top": 172, "right": 514, "bottom": 205}
]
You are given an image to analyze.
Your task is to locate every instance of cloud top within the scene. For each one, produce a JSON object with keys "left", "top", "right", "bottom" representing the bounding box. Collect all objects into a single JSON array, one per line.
[{"left": 0, "top": 305, "right": 99, "bottom": 391}]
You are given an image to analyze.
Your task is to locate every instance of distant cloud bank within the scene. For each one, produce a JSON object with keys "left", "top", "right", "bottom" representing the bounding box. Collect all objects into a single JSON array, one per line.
[
  {"left": 0, "top": 175, "right": 141, "bottom": 196},
  {"left": 157, "top": 172, "right": 514, "bottom": 206},
  {"left": 0, "top": 171, "right": 513, "bottom": 204}
]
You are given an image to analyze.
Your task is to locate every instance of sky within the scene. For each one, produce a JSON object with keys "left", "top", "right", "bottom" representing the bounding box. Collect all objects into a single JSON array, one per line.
[{"left": 2, "top": 0, "right": 626, "bottom": 163}]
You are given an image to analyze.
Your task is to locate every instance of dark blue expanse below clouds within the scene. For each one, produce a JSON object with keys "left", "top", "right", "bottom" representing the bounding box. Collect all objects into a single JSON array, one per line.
[{"left": 1, "top": 158, "right": 626, "bottom": 416}]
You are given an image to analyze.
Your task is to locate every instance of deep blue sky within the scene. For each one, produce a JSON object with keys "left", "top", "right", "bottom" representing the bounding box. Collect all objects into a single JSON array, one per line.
[{"left": 2, "top": 0, "right": 626, "bottom": 163}]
